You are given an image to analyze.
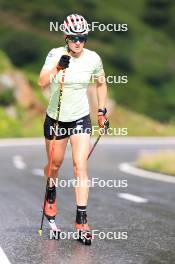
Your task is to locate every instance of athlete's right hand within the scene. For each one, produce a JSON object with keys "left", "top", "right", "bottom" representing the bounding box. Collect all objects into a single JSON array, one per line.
[{"left": 57, "top": 55, "right": 71, "bottom": 70}]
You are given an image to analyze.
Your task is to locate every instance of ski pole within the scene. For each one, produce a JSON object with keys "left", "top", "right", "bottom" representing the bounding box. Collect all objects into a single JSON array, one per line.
[
  {"left": 38, "top": 68, "right": 66, "bottom": 236},
  {"left": 87, "top": 119, "right": 109, "bottom": 160},
  {"left": 88, "top": 135, "right": 101, "bottom": 159}
]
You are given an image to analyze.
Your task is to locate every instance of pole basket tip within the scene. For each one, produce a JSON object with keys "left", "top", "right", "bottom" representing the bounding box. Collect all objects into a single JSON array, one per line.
[{"left": 38, "top": 229, "right": 42, "bottom": 236}]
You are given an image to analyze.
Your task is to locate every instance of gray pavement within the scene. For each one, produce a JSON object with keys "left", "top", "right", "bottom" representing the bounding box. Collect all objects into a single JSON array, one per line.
[{"left": 0, "top": 139, "right": 175, "bottom": 264}]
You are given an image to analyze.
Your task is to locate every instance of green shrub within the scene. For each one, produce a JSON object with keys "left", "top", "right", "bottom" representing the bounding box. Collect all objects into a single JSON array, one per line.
[
  {"left": 143, "top": 0, "right": 171, "bottom": 27},
  {"left": 2, "top": 32, "right": 41, "bottom": 67},
  {"left": 108, "top": 54, "right": 134, "bottom": 73},
  {"left": 143, "top": 9, "right": 170, "bottom": 27},
  {"left": 0, "top": 89, "right": 15, "bottom": 106}
]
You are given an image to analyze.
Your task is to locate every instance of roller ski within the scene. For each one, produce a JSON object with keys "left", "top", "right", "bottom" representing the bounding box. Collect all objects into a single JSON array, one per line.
[
  {"left": 38, "top": 184, "right": 60, "bottom": 238},
  {"left": 44, "top": 185, "right": 60, "bottom": 238},
  {"left": 75, "top": 210, "right": 92, "bottom": 245}
]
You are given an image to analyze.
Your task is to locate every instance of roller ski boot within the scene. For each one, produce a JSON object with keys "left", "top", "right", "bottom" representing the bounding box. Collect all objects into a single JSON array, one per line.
[
  {"left": 43, "top": 185, "right": 60, "bottom": 239},
  {"left": 75, "top": 210, "right": 92, "bottom": 245}
]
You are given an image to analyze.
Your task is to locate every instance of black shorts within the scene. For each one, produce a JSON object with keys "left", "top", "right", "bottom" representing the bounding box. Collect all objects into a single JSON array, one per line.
[{"left": 44, "top": 113, "right": 92, "bottom": 140}]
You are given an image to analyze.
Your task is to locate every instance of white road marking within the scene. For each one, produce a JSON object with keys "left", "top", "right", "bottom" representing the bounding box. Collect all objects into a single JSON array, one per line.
[
  {"left": 32, "top": 168, "right": 43, "bottom": 177},
  {"left": 0, "top": 247, "right": 11, "bottom": 264},
  {"left": 13, "top": 155, "right": 26, "bottom": 170},
  {"left": 118, "top": 193, "right": 148, "bottom": 203},
  {"left": 0, "top": 138, "right": 44, "bottom": 147},
  {"left": 33, "top": 151, "right": 72, "bottom": 177},
  {"left": 119, "top": 162, "right": 175, "bottom": 184}
]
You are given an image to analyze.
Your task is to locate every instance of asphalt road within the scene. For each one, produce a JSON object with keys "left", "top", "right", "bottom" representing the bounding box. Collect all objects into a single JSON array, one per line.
[{"left": 0, "top": 138, "right": 175, "bottom": 264}]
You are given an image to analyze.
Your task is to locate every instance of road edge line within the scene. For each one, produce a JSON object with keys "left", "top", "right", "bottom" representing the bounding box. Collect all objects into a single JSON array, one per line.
[
  {"left": 0, "top": 247, "right": 11, "bottom": 264},
  {"left": 119, "top": 162, "right": 175, "bottom": 184}
]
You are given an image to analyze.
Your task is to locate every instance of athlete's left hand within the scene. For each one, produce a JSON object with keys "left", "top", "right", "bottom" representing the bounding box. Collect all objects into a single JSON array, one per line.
[
  {"left": 98, "top": 115, "right": 109, "bottom": 129},
  {"left": 98, "top": 108, "right": 109, "bottom": 129}
]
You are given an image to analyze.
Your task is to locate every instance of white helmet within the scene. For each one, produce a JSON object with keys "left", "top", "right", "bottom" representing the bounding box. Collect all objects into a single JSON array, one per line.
[{"left": 63, "top": 14, "right": 89, "bottom": 35}]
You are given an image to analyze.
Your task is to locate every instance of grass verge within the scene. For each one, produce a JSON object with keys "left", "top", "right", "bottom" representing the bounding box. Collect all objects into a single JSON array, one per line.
[{"left": 136, "top": 150, "right": 175, "bottom": 176}]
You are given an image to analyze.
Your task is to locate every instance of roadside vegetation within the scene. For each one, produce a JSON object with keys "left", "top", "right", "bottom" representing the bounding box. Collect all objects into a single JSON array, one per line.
[
  {"left": 0, "top": 0, "right": 175, "bottom": 137},
  {"left": 136, "top": 150, "right": 175, "bottom": 176}
]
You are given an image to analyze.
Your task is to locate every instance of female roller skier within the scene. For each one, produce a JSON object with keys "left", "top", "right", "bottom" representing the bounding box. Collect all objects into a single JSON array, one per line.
[{"left": 38, "top": 14, "right": 108, "bottom": 244}]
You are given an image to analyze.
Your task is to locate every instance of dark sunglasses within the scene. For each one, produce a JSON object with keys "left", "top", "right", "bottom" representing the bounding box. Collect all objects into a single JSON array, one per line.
[{"left": 68, "top": 35, "right": 87, "bottom": 43}]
